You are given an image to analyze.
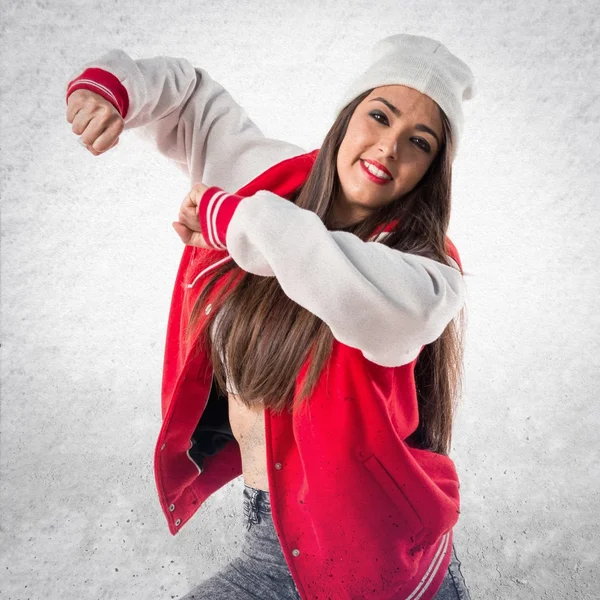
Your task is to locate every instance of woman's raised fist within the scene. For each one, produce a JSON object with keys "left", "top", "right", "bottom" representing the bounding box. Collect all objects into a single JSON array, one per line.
[{"left": 66, "top": 89, "right": 124, "bottom": 156}]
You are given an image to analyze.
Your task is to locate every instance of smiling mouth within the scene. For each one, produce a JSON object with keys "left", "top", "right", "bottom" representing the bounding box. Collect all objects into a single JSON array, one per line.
[{"left": 360, "top": 160, "right": 393, "bottom": 184}]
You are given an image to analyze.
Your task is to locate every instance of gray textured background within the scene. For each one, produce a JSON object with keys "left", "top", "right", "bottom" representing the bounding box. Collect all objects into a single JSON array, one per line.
[{"left": 1, "top": 1, "right": 599, "bottom": 599}]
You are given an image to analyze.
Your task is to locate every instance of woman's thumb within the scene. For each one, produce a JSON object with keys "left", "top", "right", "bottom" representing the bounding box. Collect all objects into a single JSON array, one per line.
[{"left": 172, "top": 221, "right": 191, "bottom": 244}]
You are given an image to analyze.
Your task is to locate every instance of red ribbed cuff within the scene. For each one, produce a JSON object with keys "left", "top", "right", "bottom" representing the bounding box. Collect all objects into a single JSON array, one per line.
[
  {"left": 198, "top": 187, "right": 246, "bottom": 250},
  {"left": 66, "top": 67, "right": 129, "bottom": 118}
]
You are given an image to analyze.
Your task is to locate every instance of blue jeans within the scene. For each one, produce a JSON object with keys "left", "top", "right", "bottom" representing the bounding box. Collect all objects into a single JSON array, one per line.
[{"left": 179, "top": 484, "right": 471, "bottom": 599}]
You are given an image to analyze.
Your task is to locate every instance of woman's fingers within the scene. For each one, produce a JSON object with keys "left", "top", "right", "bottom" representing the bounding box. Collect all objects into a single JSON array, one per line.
[
  {"left": 172, "top": 221, "right": 193, "bottom": 244},
  {"left": 178, "top": 209, "right": 198, "bottom": 231},
  {"left": 178, "top": 195, "right": 200, "bottom": 231},
  {"left": 66, "top": 89, "right": 124, "bottom": 155},
  {"left": 175, "top": 182, "right": 212, "bottom": 238},
  {"left": 78, "top": 137, "right": 102, "bottom": 156},
  {"left": 86, "top": 117, "right": 124, "bottom": 152},
  {"left": 172, "top": 222, "right": 210, "bottom": 248},
  {"left": 177, "top": 186, "right": 206, "bottom": 232},
  {"left": 70, "top": 108, "right": 93, "bottom": 137},
  {"left": 107, "top": 137, "right": 120, "bottom": 151},
  {"left": 182, "top": 191, "right": 198, "bottom": 212}
]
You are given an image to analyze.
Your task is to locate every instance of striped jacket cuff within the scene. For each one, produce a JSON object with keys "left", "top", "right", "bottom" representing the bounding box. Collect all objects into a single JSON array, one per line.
[
  {"left": 66, "top": 67, "right": 129, "bottom": 118},
  {"left": 198, "top": 187, "right": 246, "bottom": 250}
]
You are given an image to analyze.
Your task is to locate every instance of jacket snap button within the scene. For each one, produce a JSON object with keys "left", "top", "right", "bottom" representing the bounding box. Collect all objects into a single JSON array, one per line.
[
  {"left": 275, "top": 462, "right": 282, "bottom": 470},
  {"left": 175, "top": 519, "right": 181, "bottom": 526},
  {"left": 292, "top": 548, "right": 300, "bottom": 557},
  {"left": 169, "top": 504, "right": 175, "bottom": 512},
  {"left": 204, "top": 303, "right": 212, "bottom": 315}
]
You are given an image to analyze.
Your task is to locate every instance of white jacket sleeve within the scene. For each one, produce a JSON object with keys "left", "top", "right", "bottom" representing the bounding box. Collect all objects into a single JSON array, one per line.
[
  {"left": 66, "top": 49, "right": 306, "bottom": 191},
  {"left": 198, "top": 187, "right": 466, "bottom": 368}
]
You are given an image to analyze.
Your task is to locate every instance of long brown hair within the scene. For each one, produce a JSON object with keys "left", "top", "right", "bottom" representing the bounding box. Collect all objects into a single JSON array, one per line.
[{"left": 188, "top": 88, "right": 467, "bottom": 455}]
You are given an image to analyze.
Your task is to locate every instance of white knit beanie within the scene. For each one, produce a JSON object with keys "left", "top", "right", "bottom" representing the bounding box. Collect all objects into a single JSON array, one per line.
[{"left": 335, "top": 34, "right": 476, "bottom": 159}]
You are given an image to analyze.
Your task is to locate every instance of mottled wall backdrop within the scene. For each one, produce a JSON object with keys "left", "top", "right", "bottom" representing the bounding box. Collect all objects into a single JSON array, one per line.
[{"left": 1, "top": 0, "right": 598, "bottom": 598}]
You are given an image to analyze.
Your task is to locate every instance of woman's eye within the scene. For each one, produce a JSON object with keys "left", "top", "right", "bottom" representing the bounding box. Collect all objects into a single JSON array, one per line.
[
  {"left": 413, "top": 138, "right": 431, "bottom": 153},
  {"left": 369, "top": 112, "right": 431, "bottom": 153},
  {"left": 370, "top": 111, "right": 389, "bottom": 125}
]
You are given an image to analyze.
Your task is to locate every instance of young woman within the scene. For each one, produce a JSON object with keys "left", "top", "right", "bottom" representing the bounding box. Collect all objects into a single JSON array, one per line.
[{"left": 66, "top": 33, "right": 475, "bottom": 600}]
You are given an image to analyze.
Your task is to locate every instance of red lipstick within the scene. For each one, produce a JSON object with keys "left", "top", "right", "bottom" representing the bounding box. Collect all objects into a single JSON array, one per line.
[
  {"left": 360, "top": 160, "right": 392, "bottom": 185},
  {"left": 362, "top": 159, "right": 392, "bottom": 179}
]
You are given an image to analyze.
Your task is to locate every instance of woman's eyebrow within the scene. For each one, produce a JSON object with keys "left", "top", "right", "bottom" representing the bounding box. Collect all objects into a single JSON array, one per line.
[{"left": 369, "top": 97, "right": 441, "bottom": 147}]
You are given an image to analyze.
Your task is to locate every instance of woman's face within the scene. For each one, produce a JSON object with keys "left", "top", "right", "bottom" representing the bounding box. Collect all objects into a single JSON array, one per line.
[{"left": 333, "top": 85, "right": 443, "bottom": 227}]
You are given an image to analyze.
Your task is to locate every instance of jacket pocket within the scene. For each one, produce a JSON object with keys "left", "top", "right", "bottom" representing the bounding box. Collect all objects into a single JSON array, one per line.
[{"left": 362, "top": 453, "right": 424, "bottom": 544}]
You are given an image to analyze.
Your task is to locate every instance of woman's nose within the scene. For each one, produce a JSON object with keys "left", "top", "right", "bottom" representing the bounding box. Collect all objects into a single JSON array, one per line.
[{"left": 378, "top": 132, "right": 399, "bottom": 159}]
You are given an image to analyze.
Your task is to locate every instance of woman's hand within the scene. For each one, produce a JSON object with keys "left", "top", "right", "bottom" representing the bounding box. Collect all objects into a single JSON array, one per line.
[
  {"left": 66, "top": 89, "right": 124, "bottom": 155},
  {"left": 172, "top": 182, "right": 211, "bottom": 248}
]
